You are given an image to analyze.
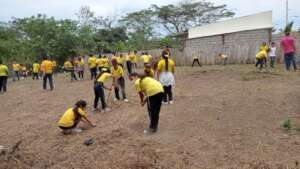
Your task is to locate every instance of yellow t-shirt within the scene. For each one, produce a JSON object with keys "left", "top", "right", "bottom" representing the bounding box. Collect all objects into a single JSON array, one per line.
[
  {"left": 32, "top": 63, "right": 40, "bottom": 73},
  {"left": 102, "top": 58, "right": 109, "bottom": 67},
  {"left": 41, "top": 60, "right": 54, "bottom": 74},
  {"left": 78, "top": 60, "right": 84, "bottom": 66},
  {"left": 133, "top": 55, "right": 139, "bottom": 63},
  {"left": 97, "top": 72, "right": 112, "bottom": 83},
  {"left": 64, "top": 61, "right": 73, "bottom": 69},
  {"left": 157, "top": 59, "right": 175, "bottom": 72},
  {"left": 111, "top": 66, "right": 124, "bottom": 78},
  {"left": 117, "top": 57, "right": 125, "bottom": 65},
  {"left": 52, "top": 61, "right": 57, "bottom": 67},
  {"left": 111, "top": 55, "right": 118, "bottom": 61},
  {"left": 144, "top": 68, "right": 154, "bottom": 78},
  {"left": 260, "top": 45, "right": 269, "bottom": 52},
  {"left": 141, "top": 55, "right": 152, "bottom": 64},
  {"left": 21, "top": 66, "right": 27, "bottom": 71},
  {"left": 88, "top": 57, "right": 97, "bottom": 68},
  {"left": 0, "top": 64, "right": 9, "bottom": 76},
  {"left": 58, "top": 108, "right": 86, "bottom": 128},
  {"left": 134, "top": 77, "right": 164, "bottom": 97},
  {"left": 256, "top": 51, "right": 267, "bottom": 59},
  {"left": 12, "top": 63, "right": 20, "bottom": 71},
  {"left": 129, "top": 54, "right": 136, "bottom": 62}
]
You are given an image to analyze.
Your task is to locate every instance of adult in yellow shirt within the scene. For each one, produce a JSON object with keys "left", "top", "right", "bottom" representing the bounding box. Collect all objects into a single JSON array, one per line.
[
  {"left": 58, "top": 100, "right": 96, "bottom": 135},
  {"left": 255, "top": 50, "right": 267, "bottom": 70},
  {"left": 88, "top": 54, "right": 97, "bottom": 80},
  {"left": 111, "top": 59, "right": 128, "bottom": 102},
  {"left": 0, "top": 60, "right": 9, "bottom": 93},
  {"left": 12, "top": 61, "right": 20, "bottom": 81},
  {"left": 93, "top": 68, "right": 112, "bottom": 112},
  {"left": 32, "top": 61, "right": 40, "bottom": 80},
  {"left": 41, "top": 56, "right": 54, "bottom": 91},
  {"left": 77, "top": 57, "right": 85, "bottom": 79},
  {"left": 129, "top": 73, "right": 164, "bottom": 134},
  {"left": 157, "top": 51, "right": 175, "bottom": 104},
  {"left": 140, "top": 52, "right": 152, "bottom": 66}
]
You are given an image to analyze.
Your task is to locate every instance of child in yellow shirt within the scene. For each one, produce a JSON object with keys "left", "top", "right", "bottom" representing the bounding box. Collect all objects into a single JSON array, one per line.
[
  {"left": 144, "top": 63, "right": 154, "bottom": 78},
  {"left": 94, "top": 68, "right": 112, "bottom": 112},
  {"left": 255, "top": 50, "right": 267, "bottom": 70},
  {"left": 32, "top": 61, "right": 40, "bottom": 80},
  {"left": 129, "top": 73, "right": 164, "bottom": 134},
  {"left": 58, "top": 100, "right": 96, "bottom": 135},
  {"left": 12, "top": 61, "right": 20, "bottom": 81},
  {"left": 111, "top": 59, "right": 128, "bottom": 102}
]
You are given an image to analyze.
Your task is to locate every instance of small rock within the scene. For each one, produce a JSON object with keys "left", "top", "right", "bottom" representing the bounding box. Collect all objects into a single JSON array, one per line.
[{"left": 84, "top": 139, "right": 94, "bottom": 146}]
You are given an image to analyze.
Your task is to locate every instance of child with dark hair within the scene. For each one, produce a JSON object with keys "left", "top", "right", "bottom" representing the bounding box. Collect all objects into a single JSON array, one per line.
[
  {"left": 269, "top": 42, "right": 277, "bottom": 68},
  {"left": 158, "top": 51, "right": 175, "bottom": 105},
  {"left": 94, "top": 68, "right": 112, "bottom": 112},
  {"left": 111, "top": 59, "right": 128, "bottom": 102},
  {"left": 144, "top": 63, "right": 154, "bottom": 78},
  {"left": 129, "top": 73, "right": 164, "bottom": 134},
  {"left": 88, "top": 54, "right": 97, "bottom": 80},
  {"left": 0, "top": 60, "right": 9, "bottom": 93},
  {"left": 58, "top": 100, "right": 96, "bottom": 135},
  {"left": 32, "top": 61, "right": 40, "bottom": 80},
  {"left": 77, "top": 57, "right": 85, "bottom": 79},
  {"left": 12, "top": 61, "right": 20, "bottom": 81},
  {"left": 41, "top": 56, "right": 54, "bottom": 91}
]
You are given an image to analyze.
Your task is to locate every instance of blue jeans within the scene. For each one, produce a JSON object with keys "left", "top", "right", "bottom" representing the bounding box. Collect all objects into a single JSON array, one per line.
[{"left": 284, "top": 52, "right": 297, "bottom": 71}]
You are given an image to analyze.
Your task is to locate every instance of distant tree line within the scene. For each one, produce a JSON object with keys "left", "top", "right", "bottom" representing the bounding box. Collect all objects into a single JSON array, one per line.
[{"left": 0, "top": 0, "right": 234, "bottom": 64}]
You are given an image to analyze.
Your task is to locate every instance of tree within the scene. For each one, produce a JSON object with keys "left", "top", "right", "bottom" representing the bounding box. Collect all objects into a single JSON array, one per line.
[{"left": 151, "top": 0, "right": 234, "bottom": 34}]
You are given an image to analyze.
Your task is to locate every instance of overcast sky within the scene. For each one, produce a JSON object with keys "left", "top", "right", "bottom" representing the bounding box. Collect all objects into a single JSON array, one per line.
[{"left": 0, "top": 0, "right": 299, "bottom": 29}]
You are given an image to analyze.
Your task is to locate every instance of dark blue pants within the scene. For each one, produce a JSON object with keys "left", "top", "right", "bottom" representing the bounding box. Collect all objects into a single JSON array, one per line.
[
  {"left": 43, "top": 73, "right": 54, "bottom": 90},
  {"left": 284, "top": 52, "right": 297, "bottom": 71},
  {"left": 0, "top": 76, "right": 8, "bottom": 92},
  {"left": 94, "top": 82, "right": 107, "bottom": 110}
]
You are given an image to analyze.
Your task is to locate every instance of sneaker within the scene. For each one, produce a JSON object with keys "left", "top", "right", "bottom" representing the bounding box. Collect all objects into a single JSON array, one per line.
[
  {"left": 104, "top": 108, "right": 111, "bottom": 112},
  {"left": 113, "top": 98, "right": 118, "bottom": 102},
  {"left": 169, "top": 101, "right": 174, "bottom": 105},
  {"left": 143, "top": 128, "right": 156, "bottom": 135},
  {"left": 162, "top": 102, "right": 168, "bottom": 105},
  {"left": 124, "top": 99, "right": 129, "bottom": 103},
  {"left": 72, "top": 128, "right": 83, "bottom": 133}
]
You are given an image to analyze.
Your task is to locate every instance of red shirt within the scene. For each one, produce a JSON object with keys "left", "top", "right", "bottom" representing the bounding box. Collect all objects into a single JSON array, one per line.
[{"left": 281, "top": 36, "right": 295, "bottom": 54}]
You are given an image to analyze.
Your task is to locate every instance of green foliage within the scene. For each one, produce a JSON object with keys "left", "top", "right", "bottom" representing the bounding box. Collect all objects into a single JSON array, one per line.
[
  {"left": 282, "top": 118, "right": 292, "bottom": 130},
  {"left": 284, "top": 22, "right": 294, "bottom": 34}
]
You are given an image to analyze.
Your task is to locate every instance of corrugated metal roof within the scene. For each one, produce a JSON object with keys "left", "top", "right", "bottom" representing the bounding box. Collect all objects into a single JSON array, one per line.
[{"left": 188, "top": 11, "right": 273, "bottom": 39}]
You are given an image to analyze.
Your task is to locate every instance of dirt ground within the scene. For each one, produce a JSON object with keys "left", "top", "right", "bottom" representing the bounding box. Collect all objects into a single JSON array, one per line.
[{"left": 1, "top": 65, "right": 300, "bottom": 169}]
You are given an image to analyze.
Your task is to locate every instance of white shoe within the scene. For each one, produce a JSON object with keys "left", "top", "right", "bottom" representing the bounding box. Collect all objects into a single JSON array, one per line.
[
  {"left": 124, "top": 99, "right": 129, "bottom": 103},
  {"left": 72, "top": 128, "right": 83, "bottom": 133},
  {"left": 169, "top": 101, "right": 174, "bottom": 105},
  {"left": 113, "top": 98, "right": 118, "bottom": 102},
  {"left": 104, "top": 108, "right": 111, "bottom": 112},
  {"left": 162, "top": 102, "right": 168, "bottom": 105}
]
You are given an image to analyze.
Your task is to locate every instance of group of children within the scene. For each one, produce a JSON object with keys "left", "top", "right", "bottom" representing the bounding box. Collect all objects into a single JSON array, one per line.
[
  {"left": 58, "top": 47, "right": 176, "bottom": 135},
  {"left": 255, "top": 41, "right": 277, "bottom": 70}
]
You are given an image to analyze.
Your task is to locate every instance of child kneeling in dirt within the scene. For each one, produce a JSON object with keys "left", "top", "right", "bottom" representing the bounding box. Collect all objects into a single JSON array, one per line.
[{"left": 58, "top": 100, "right": 96, "bottom": 135}]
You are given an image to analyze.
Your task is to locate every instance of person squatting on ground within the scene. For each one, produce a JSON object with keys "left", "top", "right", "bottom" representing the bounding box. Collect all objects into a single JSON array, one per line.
[
  {"left": 88, "top": 54, "right": 97, "bottom": 80},
  {"left": 12, "top": 61, "right": 20, "bottom": 81},
  {"left": 157, "top": 51, "right": 175, "bottom": 105},
  {"left": 192, "top": 54, "right": 201, "bottom": 67},
  {"left": 93, "top": 68, "right": 112, "bottom": 112},
  {"left": 32, "top": 61, "right": 40, "bottom": 80},
  {"left": 129, "top": 73, "right": 164, "bottom": 134},
  {"left": 268, "top": 42, "right": 277, "bottom": 68},
  {"left": 259, "top": 42, "right": 269, "bottom": 68},
  {"left": 111, "top": 59, "right": 129, "bottom": 102},
  {"left": 77, "top": 57, "right": 85, "bottom": 79},
  {"left": 0, "top": 60, "right": 9, "bottom": 93},
  {"left": 41, "top": 56, "right": 54, "bottom": 91},
  {"left": 58, "top": 100, "right": 96, "bottom": 135},
  {"left": 281, "top": 31, "right": 297, "bottom": 71},
  {"left": 255, "top": 50, "right": 267, "bottom": 70}
]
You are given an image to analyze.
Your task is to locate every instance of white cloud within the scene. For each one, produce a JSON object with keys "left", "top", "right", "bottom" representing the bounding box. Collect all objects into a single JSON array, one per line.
[{"left": 0, "top": 0, "right": 299, "bottom": 29}]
